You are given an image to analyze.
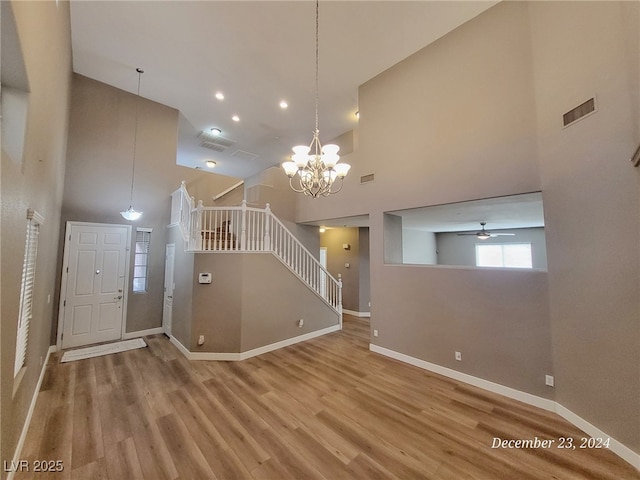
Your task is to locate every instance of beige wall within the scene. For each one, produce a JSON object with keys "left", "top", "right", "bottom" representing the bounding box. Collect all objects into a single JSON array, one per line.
[
  {"left": 62, "top": 74, "right": 236, "bottom": 335},
  {"left": 0, "top": 1, "right": 72, "bottom": 473},
  {"left": 320, "top": 227, "right": 370, "bottom": 313},
  {"left": 188, "top": 253, "right": 339, "bottom": 353},
  {"left": 529, "top": 1, "right": 640, "bottom": 452},
  {"left": 296, "top": 1, "right": 639, "bottom": 454}
]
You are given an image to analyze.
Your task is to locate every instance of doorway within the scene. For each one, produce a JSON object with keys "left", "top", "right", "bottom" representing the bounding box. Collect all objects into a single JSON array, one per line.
[{"left": 58, "top": 222, "right": 131, "bottom": 349}]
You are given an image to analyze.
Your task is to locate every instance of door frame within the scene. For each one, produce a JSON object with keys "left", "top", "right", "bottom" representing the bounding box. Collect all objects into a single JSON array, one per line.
[
  {"left": 56, "top": 221, "right": 132, "bottom": 351},
  {"left": 162, "top": 243, "right": 175, "bottom": 336}
]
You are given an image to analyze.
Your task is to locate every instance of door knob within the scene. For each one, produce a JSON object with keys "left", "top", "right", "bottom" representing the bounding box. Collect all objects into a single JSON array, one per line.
[{"left": 115, "top": 295, "right": 123, "bottom": 300}]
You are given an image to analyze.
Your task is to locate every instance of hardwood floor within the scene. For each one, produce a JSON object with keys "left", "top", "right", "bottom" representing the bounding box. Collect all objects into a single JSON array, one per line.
[{"left": 16, "top": 315, "right": 639, "bottom": 479}]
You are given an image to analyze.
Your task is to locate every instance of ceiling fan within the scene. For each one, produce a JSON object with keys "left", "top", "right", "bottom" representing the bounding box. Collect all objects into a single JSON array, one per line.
[{"left": 457, "top": 222, "right": 515, "bottom": 240}]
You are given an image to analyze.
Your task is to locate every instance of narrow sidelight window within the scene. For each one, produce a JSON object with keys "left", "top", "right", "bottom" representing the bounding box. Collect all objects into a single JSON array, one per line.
[{"left": 133, "top": 228, "right": 152, "bottom": 293}]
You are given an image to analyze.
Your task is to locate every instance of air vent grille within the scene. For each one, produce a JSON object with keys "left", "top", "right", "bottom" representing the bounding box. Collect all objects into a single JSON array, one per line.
[
  {"left": 231, "top": 150, "right": 260, "bottom": 161},
  {"left": 200, "top": 141, "right": 226, "bottom": 152},
  {"left": 563, "top": 98, "right": 596, "bottom": 127},
  {"left": 360, "top": 173, "right": 375, "bottom": 184},
  {"left": 198, "top": 131, "right": 236, "bottom": 151}
]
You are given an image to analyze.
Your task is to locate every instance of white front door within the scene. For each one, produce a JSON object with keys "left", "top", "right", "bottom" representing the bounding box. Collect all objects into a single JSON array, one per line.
[
  {"left": 60, "top": 223, "right": 130, "bottom": 349},
  {"left": 163, "top": 244, "right": 175, "bottom": 336}
]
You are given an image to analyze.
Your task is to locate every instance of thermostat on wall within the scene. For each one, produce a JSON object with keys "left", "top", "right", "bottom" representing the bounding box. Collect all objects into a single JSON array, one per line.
[{"left": 198, "top": 272, "right": 212, "bottom": 284}]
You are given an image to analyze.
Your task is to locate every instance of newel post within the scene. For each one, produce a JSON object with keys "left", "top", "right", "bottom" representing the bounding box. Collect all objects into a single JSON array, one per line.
[
  {"left": 338, "top": 273, "right": 343, "bottom": 327},
  {"left": 195, "top": 200, "right": 203, "bottom": 250},
  {"left": 240, "top": 200, "right": 247, "bottom": 251},
  {"left": 264, "top": 203, "right": 272, "bottom": 251}
]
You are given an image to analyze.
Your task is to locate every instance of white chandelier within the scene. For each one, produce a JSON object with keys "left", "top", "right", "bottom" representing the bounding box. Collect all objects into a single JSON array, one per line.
[
  {"left": 282, "top": 1, "right": 350, "bottom": 198},
  {"left": 120, "top": 68, "right": 144, "bottom": 221}
]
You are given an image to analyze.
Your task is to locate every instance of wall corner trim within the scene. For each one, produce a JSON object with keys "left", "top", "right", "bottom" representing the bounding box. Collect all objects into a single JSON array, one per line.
[
  {"left": 369, "top": 344, "right": 640, "bottom": 470},
  {"left": 170, "top": 324, "right": 341, "bottom": 362},
  {"left": 8, "top": 345, "right": 56, "bottom": 480}
]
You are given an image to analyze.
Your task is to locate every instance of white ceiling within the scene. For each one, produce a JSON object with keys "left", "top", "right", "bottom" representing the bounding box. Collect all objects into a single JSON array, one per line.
[{"left": 69, "top": 1, "right": 498, "bottom": 180}]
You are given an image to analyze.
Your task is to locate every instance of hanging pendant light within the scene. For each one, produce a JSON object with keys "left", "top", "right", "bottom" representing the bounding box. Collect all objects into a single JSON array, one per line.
[
  {"left": 120, "top": 67, "right": 144, "bottom": 221},
  {"left": 282, "top": 1, "right": 350, "bottom": 198}
]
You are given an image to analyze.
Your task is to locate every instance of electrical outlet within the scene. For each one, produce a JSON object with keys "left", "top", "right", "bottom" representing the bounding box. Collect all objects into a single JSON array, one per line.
[
  {"left": 198, "top": 335, "right": 205, "bottom": 346},
  {"left": 455, "top": 351, "right": 462, "bottom": 361},
  {"left": 545, "top": 375, "right": 554, "bottom": 387},
  {"left": 298, "top": 319, "right": 304, "bottom": 327},
  {"left": 373, "top": 329, "right": 379, "bottom": 337}
]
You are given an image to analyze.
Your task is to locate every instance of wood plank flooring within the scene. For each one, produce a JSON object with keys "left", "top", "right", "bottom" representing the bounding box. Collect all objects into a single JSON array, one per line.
[{"left": 16, "top": 315, "right": 639, "bottom": 479}]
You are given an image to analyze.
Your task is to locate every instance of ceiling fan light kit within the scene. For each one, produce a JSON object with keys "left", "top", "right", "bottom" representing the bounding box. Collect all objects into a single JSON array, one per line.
[{"left": 457, "top": 222, "right": 515, "bottom": 240}]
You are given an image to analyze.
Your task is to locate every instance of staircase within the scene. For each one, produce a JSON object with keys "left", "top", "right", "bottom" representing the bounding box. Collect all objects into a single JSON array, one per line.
[{"left": 171, "top": 182, "right": 343, "bottom": 316}]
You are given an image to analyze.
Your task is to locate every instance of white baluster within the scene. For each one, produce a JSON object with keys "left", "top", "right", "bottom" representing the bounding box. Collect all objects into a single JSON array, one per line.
[
  {"left": 240, "top": 200, "right": 247, "bottom": 251},
  {"left": 196, "top": 200, "right": 204, "bottom": 250},
  {"left": 264, "top": 204, "right": 271, "bottom": 251}
]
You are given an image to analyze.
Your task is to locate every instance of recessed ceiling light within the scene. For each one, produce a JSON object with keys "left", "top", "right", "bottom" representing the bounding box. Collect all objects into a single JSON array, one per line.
[
  {"left": 205, "top": 160, "right": 216, "bottom": 168},
  {"left": 232, "top": 115, "right": 240, "bottom": 122},
  {"left": 215, "top": 92, "right": 224, "bottom": 100},
  {"left": 210, "top": 127, "right": 222, "bottom": 135},
  {"left": 319, "top": 226, "right": 326, "bottom": 233},
  {"left": 279, "top": 100, "right": 288, "bottom": 109}
]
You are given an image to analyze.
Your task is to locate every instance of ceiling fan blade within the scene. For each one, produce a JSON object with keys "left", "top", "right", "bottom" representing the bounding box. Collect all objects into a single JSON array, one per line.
[
  {"left": 457, "top": 233, "right": 479, "bottom": 236},
  {"left": 489, "top": 233, "right": 515, "bottom": 236}
]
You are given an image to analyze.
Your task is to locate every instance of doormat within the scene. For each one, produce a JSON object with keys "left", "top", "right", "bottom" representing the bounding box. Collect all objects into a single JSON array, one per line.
[{"left": 60, "top": 338, "right": 147, "bottom": 363}]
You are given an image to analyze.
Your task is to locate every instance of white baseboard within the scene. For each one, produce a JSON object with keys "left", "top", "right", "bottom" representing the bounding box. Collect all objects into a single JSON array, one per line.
[
  {"left": 123, "top": 327, "right": 164, "bottom": 340},
  {"left": 171, "top": 324, "right": 341, "bottom": 362},
  {"left": 8, "top": 345, "right": 55, "bottom": 480},
  {"left": 370, "top": 343, "right": 640, "bottom": 470},
  {"left": 555, "top": 404, "right": 640, "bottom": 470},
  {"left": 369, "top": 344, "right": 555, "bottom": 411},
  {"left": 343, "top": 309, "right": 371, "bottom": 318}
]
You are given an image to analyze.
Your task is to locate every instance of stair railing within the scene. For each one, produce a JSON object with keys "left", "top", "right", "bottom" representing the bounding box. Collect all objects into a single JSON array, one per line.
[{"left": 171, "top": 185, "right": 342, "bottom": 314}]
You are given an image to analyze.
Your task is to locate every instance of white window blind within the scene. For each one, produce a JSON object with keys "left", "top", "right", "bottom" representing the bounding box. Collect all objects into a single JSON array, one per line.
[
  {"left": 133, "top": 228, "right": 152, "bottom": 293},
  {"left": 476, "top": 243, "right": 533, "bottom": 269},
  {"left": 14, "top": 209, "right": 44, "bottom": 377}
]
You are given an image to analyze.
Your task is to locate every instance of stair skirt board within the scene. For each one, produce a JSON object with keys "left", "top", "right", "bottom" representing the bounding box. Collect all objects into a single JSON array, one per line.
[
  {"left": 170, "top": 324, "right": 341, "bottom": 361},
  {"left": 60, "top": 338, "right": 147, "bottom": 363}
]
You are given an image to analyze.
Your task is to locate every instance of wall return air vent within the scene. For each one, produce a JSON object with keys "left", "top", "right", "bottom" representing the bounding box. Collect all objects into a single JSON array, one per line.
[
  {"left": 360, "top": 173, "right": 375, "bottom": 184},
  {"left": 563, "top": 97, "right": 596, "bottom": 127}
]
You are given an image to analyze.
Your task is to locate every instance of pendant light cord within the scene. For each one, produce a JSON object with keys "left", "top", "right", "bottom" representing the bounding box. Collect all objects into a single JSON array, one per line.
[
  {"left": 130, "top": 68, "right": 143, "bottom": 205},
  {"left": 314, "top": 0, "right": 319, "bottom": 134}
]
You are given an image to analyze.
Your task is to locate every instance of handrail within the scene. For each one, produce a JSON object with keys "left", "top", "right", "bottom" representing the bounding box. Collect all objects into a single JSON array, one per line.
[
  {"left": 171, "top": 184, "right": 342, "bottom": 315},
  {"left": 170, "top": 181, "right": 195, "bottom": 243}
]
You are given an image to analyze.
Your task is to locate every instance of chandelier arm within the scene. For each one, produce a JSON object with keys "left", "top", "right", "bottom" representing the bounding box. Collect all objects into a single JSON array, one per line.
[{"left": 289, "top": 176, "right": 307, "bottom": 194}]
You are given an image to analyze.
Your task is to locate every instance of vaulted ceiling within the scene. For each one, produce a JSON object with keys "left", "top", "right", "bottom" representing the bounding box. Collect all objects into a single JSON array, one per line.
[{"left": 70, "top": 1, "right": 498, "bottom": 180}]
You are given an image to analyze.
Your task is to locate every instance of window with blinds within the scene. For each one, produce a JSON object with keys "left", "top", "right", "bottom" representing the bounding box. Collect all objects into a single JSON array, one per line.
[
  {"left": 14, "top": 209, "right": 44, "bottom": 377},
  {"left": 133, "top": 228, "right": 152, "bottom": 293}
]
